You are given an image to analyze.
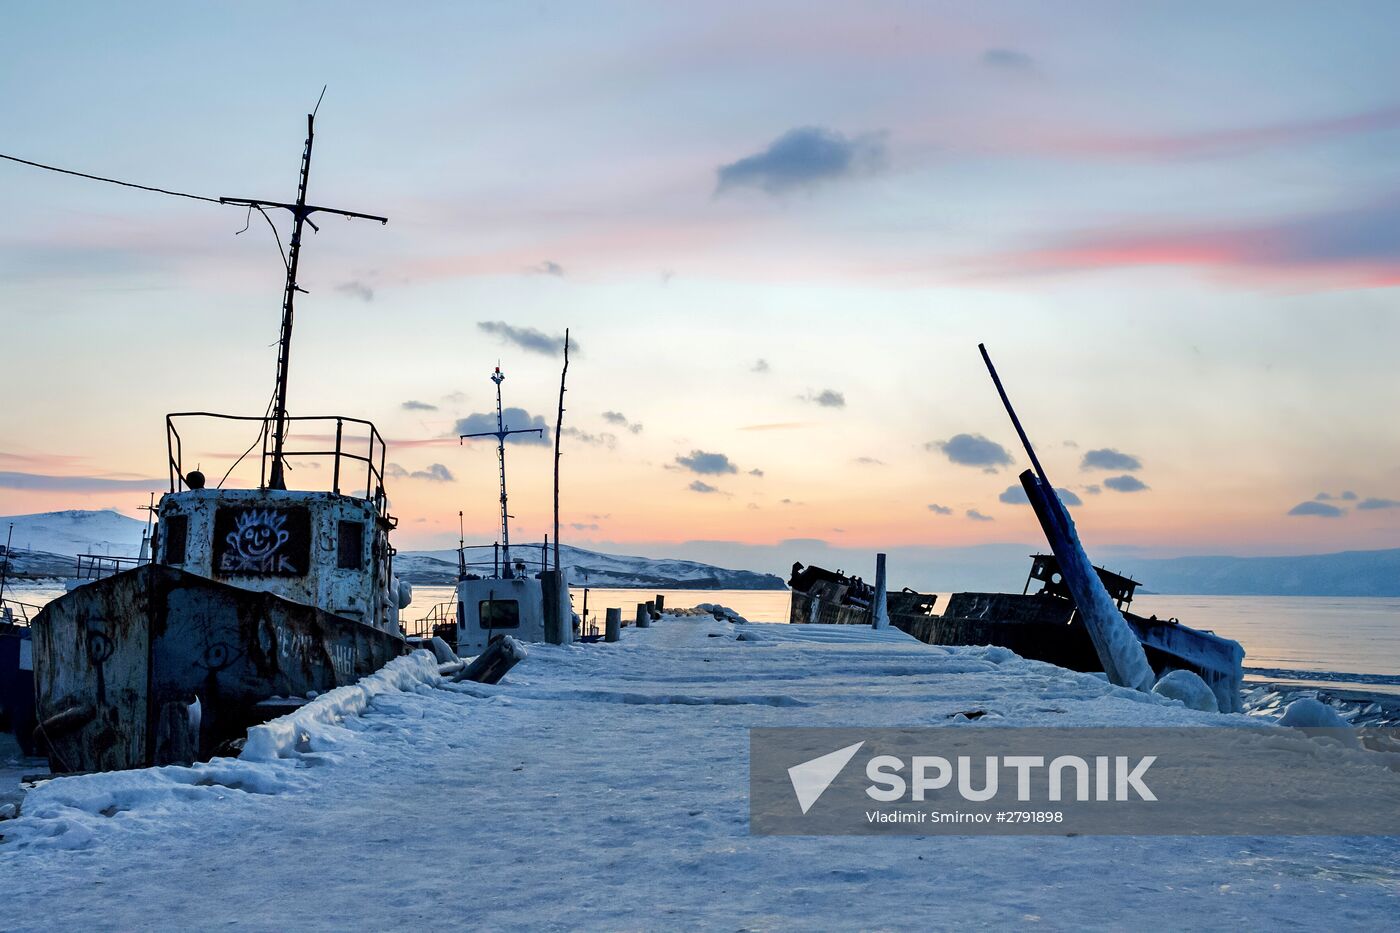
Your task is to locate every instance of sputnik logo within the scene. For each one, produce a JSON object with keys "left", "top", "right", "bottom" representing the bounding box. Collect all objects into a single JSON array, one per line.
[{"left": 788, "top": 742, "right": 864, "bottom": 814}]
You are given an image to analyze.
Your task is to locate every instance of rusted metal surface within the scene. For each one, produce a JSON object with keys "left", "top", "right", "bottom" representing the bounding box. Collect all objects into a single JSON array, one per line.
[
  {"left": 33, "top": 564, "right": 403, "bottom": 773},
  {"left": 895, "top": 594, "right": 1098, "bottom": 672},
  {"left": 896, "top": 590, "right": 1245, "bottom": 712},
  {"left": 156, "top": 487, "right": 402, "bottom": 634}
]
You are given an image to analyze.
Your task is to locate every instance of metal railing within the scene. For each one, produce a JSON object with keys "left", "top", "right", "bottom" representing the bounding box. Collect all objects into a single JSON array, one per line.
[
  {"left": 74, "top": 553, "right": 149, "bottom": 582},
  {"left": 456, "top": 541, "right": 555, "bottom": 579},
  {"left": 405, "top": 600, "right": 458, "bottom": 640},
  {"left": 166, "top": 412, "right": 389, "bottom": 513},
  {"left": 0, "top": 598, "right": 41, "bottom": 627}
]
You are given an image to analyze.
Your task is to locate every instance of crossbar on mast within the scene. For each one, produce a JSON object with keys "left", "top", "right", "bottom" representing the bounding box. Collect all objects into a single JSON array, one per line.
[
  {"left": 460, "top": 367, "right": 542, "bottom": 578},
  {"left": 219, "top": 111, "right": 387, "bottom": 490}
]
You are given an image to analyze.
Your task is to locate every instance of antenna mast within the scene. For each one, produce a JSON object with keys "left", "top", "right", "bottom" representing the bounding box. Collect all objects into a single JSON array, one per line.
[
  {"left": 219, "top": 99, "right": 388, "bottom": 490},
  {"left": 460, "top": 366, "right": 543, "bottom": 578}
]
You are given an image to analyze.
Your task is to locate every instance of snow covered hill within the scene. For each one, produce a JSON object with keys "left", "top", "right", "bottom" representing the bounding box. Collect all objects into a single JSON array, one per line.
[
  {"left": 397, "top": 544, "right": 786, "bottom": 589},
  {"left": 0, "top": 509, "right": 146, "bottom": 558}
]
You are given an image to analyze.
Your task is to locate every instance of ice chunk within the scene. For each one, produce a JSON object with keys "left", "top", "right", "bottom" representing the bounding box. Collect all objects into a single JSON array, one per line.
[
  {"left": 1278, "top": 697, "right": 1349, "bottom": 729},
  {"left": 1152, "top": 670, "right": 1219, "bottom": 713}
]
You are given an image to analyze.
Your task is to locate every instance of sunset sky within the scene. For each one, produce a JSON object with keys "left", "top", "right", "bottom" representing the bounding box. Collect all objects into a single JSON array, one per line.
[{"left": 3, "top": 1, "right": 1399, "bottom": 567}]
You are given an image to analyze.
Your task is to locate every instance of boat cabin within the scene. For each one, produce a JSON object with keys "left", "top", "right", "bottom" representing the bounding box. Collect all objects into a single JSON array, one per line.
[
  {"left": 155, "top": 413, "right": 409, "bottom": 634},
  {"left": 453, "top": 574, "right": 546, "bottom": 655}
]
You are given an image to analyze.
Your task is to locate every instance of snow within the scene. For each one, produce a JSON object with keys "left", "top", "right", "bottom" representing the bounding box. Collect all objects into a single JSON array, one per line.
[
  {"left": 241, "top": 652, "right": 443, "bottom": 762},
  {"left": 398, "top": 543, "right": 786, "bottom": 589},
  {"left": 1152, "top": 669, "right": 1220, "bottom": 713},
  {"left": 1279, "top": 697, "right": 1351, "bottom": 730},
  {"left": 3, "top": 619, "right": 1398, "bottom": 929},
  {"left": 694, "top": 602, "right": 751, "bottom": 624},
  {"left": 0, "top": 509, "right": 146, "bottom": 558}
]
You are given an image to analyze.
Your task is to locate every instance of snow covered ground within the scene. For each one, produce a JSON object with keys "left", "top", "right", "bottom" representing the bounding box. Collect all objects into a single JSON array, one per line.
[{"left": 3, "top": 619, "right": 1398, "bottom": 930}]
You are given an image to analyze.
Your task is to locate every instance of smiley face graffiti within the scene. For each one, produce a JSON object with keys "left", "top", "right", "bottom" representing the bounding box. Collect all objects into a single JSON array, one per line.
[{"left": 219, "top": 509, "right": 296, "bottom": 574}]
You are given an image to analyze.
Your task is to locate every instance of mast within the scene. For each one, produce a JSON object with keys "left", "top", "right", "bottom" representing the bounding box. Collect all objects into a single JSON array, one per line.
[
  {"left": 456, "top": 510, "right": 467, "bottom": 581},
  {"left": 460, "top": 366, "right": 543, "bottom": 578},
  {"left": 219, "top": 104, "right": 388, "bottom": 490}
]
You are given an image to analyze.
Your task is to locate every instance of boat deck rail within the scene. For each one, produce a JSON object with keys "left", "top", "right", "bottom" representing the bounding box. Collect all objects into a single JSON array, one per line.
[
  {"left": 74, "top": 553, "right": 149, "bottom": 583},
  {"left": 166, "top": 412, "right": 390, "bottom": 515},
  {"left": 457, "top": 541, "right": 555, "bottom": 580},
  {"left": 0, "top": 597, "right": 42, "bottom": 627},
  {"left": 406, "top": 600, "right": 458, "bottom": 640}
]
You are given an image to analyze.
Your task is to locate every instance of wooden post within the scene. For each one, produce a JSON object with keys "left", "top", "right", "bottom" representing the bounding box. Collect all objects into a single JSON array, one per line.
[
  {"left": 541, "top": 570, "right": 568, "bottom": 645},
  {"left": 636, "top": 602, "right": 651, "bottom": 628},
  {"left": 605, "top": 607, "right": 621, "bottom": 642},
  {"left": 871, "top": 553, "right": 890, "bottom": 629},
  {"left": 553, "top": 328, "right": 569, "bottom": 572},
  {"left": 654, "top": 594, "right": 665, "bottom": 612}
]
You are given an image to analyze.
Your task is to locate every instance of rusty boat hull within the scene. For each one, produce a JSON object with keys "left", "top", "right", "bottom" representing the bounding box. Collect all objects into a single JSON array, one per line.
[
  {"left": 789, "top": 562, "right": 1244, "bottom": 712},
  {"left": 32, "top": 563, "right": 404, "bottom": 773}
]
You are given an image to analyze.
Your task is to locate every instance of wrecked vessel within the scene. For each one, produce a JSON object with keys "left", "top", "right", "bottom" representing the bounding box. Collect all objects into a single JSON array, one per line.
[
  {"left": 31, "top": 415, "right": 410, "bottom": 773},
  {"left": 29, "top": 106, "right": 413, "bottom": 773}
]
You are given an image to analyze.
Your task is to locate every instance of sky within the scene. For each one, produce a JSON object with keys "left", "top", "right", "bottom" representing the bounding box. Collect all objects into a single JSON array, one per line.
[{"left": 2, "top": 1, "right": 1399, "bottom": 569}]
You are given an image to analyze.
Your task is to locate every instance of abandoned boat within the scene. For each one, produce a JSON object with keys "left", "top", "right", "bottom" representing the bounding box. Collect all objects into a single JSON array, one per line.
[
  {"left": 407, "top": 366, "right": 570, "bottom": 656},
  {"left": 28, "top": 106, "right": 413, "bottom": 773},
  {"left": 788, "top": 344, "right": 1247, "bottom": 713},
  {"left": 0, "top": 598, "right": 37, "bottom": 757},
  {"left": 789, "top": 555, "right": 1242, "bottom": 713}
]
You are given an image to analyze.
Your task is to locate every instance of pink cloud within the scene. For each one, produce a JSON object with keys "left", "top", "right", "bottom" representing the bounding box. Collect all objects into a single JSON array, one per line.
[
  {"left": 1048, "top": 103, "right": 1400, "bottom": 160},
  {"left": 978, "top": 194, "right": 1400, "bottom": 287}
]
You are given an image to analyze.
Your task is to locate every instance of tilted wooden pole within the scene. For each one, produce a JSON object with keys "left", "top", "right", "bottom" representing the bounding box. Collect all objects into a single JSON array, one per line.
[{"left": 978, "top": 343, "right": 1155, "bottom": 692}]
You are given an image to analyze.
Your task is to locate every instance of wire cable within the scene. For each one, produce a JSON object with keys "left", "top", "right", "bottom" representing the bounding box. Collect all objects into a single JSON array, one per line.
[{"left": 0, "top": 151, "right": 224, "bottom": 204}]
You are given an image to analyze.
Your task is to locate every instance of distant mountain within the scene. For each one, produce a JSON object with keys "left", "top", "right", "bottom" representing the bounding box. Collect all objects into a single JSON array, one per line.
[
  {"left": 398, "top": 544, "right": 787, "bottom": 590},
  {"left": 0, "top": 509, "right": 146, "bottom": 558},
  {"left": 3, "top": 509, "right": 1396, "bottom": 596},
  {"left": 1118, "top": 549, "right": 1400, "bottom": 598}
]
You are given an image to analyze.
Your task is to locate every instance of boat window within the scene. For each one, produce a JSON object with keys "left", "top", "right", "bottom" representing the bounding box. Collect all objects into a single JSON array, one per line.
[
  {"left": 478, "top": 599, "right": 520, "bottom": 629},
  {"left": 337, "top": 520, "right": 365, "bottom": 570},
  {"left": 163, "top": 514, "right": 188, "bottom": 565}
]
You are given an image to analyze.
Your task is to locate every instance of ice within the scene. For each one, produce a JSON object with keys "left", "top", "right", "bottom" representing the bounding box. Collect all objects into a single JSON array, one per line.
[
  {"left": 242, "top": 651, "right": 442, "bottom": 761},
  {"left": 2, "top": 619, "right": 1397, "bottom": 928},
  {"left": 1151, "top": 669, "right": 1219, "bottom": 713},
  {"left": 1035, "top": 484, "right": 1157, "bottom": 693},
  {"left": 1279, "top": 697, "right": 1350, "bottom": 729},
  {"left": 694, "top": 602, "right": 750, "bottom": 624}
]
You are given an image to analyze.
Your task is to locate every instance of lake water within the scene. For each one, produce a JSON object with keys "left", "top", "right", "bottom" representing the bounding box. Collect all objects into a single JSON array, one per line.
[
  {"left": 405, "top": 586, "right": 1400, "bottom": 695},
  {"left": 12, "top": 583, "right": 1400, "bottom": 695}
]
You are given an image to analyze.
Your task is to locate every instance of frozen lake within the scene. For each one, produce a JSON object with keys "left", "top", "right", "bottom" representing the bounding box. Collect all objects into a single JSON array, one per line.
[{"left": 11, "top": 583, "right": 1400, "bottom": 693}]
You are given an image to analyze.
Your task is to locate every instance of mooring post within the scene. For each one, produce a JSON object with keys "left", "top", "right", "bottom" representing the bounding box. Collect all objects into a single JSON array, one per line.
[
  {"left": 646, "top": 599, "right": 659, "bottom": 621},
  {"left": 871, "top": 553, "right": 890, "bottom": 629},
  {"left": 605, "top": 607, "right": 622, "bottom": 642},
  {"left": 541, "top": 570, "right": 569, "bottom": 645},
  {"left": 636, "top": 602, "right": 651, "bottom": 628}
]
